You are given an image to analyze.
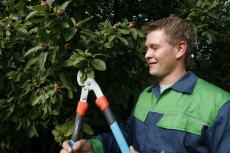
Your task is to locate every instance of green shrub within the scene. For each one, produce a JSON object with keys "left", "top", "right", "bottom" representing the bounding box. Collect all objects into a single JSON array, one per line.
[{"left": 0, "top": 1, "right": 147, "bottom": 152}]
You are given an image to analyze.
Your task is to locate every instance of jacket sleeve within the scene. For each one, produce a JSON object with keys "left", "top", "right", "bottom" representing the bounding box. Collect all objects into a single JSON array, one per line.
[
  {"left": 203, "top": 101, "right": 230, "bottom": 152},
  {"left": 92, "top": 109, "right": 135, "bottom": 153}
]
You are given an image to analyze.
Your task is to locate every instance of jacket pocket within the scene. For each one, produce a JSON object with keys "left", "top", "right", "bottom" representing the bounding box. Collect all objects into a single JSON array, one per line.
[{"left": 157, "top": 114, "right": 203, "bottom": 135}]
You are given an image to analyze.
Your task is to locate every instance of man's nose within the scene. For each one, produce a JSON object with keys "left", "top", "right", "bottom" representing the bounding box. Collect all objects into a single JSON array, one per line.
[{"left": 145, "top": 49, "right": 152, "bottom": 59}]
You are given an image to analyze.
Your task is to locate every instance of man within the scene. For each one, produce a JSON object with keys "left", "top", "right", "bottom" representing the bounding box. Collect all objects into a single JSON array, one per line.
[{"left": 61, "top": 17, "right": 230, "bottom": 153}]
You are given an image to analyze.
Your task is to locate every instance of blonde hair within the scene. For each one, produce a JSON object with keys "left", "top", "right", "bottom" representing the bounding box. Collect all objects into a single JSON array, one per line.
[{"left": 143, "top": 17, "right": 197, "bottom": 60}]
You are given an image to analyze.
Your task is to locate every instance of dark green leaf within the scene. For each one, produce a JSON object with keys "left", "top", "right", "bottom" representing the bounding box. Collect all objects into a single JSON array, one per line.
[
  {"left": 60, "top": 21, "right": 70, "bottom": 28},
  {"left": 61, "top": 60, "right": 74, "bottom": 67},
  {"left": 37, "top": 28, "right": 49, "bottom": 42},
  {"left": 91, "top": 59, "right": 106, "bottom": 71},
  {"left": 130, "top": 28, "right": 137, "bottom": 40},
  {"left": 12, "top": 52, "right": 25, "bottom": 62},
  {"left": 25, "top": 10, "right": 38, "bottom": 21},
  {"left": 48, "top": 49, "right": 56, "bottom": 64},
  {"left": 28, "top": 126, "right": 39, "bottom": 138},
  {"left": 208, "top": 3, "right": 219, "bottom": 10},
  {"left": 116, "top": 35, "right": 129, "bottom": 45},
  {"left": 59, "top": 71, "right": 68, "bottom": 86},
  {"left": 60, "top": 1, "right": 72, "bottom": 10},
  {"left": 78, "top": 16, "right": 93, "bottom": 24},
  {"left": 82, "top": 122, "right": 94, "bottom": 135},
  {"left": 81, "top": 29, "right": 97, "bottom": 38},
  {"left": 64, "top": 27, "right": 77, "bottom": 41},
  {"left": 208, "top": 12, "right": 219, "bottom": 19},
  {"left": 108, "top": 35, "right": 116, "bottom": 42},
  {"left": 38, "top": 52, "right": 48, "bottom": 70},
  {"left": 104, "top": 42, "right": 111, "bottom": 48},
  {"left": 32, "top": 5, "right": 47, "bottom": 12},
  {"left": 14, "top": 1, "right": 27, "bottom": 9},
  {"left": 25, "top": 57, "right": 38, "bottom": 69}
]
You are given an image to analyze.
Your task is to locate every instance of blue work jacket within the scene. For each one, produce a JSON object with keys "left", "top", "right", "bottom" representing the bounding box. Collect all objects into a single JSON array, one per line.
[{"left": 91, "top": 71, "right": 230, "bottom": 153}]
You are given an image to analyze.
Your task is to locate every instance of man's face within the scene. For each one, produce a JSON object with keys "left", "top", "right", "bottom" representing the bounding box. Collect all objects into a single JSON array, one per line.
[{"left": 145, "top": 30, "right": 178, "bottom": 79}]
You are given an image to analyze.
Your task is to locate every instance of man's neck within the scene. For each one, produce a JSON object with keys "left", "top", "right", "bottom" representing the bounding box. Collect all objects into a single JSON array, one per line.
[{"left": 159, "top": 69, "right": 186, "bottom": 85}]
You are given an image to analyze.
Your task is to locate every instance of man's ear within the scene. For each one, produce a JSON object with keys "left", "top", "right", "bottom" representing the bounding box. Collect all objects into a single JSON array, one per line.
[{"left": 176, "top": 41, "right": 187, "bottom": 59}]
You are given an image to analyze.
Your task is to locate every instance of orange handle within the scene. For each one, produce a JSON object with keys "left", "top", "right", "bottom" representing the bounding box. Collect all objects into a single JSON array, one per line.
[
  {"left": 76, "top": 101, "right": 88, "bottom": 116},
  {"left": 96, "top": 95, "right": 109, "bottom": 111}
]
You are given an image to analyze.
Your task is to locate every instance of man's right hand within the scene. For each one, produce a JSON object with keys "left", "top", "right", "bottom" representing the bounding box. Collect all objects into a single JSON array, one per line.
[{"left": 60, "top": 139, "right": 94, "bottom": 153}]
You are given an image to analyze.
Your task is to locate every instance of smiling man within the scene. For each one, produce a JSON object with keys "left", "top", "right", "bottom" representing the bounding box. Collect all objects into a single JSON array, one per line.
[{"left": 61, "top": 17, "right": 230, "bottom": 153}]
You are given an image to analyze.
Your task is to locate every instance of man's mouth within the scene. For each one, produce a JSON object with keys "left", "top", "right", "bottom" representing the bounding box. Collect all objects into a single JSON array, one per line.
[{"left": 148, "top": 62, "right": 157, "bottom": 66}]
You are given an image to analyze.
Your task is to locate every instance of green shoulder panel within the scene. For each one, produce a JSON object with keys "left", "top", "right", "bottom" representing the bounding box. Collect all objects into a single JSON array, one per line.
[
  {"left": 133, "top": 79, "right": 230, "bottom": 135},
  {"left": 134, "top": 86, "right": 156, "bottom": 122}
]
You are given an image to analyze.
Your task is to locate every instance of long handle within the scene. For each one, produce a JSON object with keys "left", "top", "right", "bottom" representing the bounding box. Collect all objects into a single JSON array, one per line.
[
  {"left": 70, "top": 114, "right": 84, "bottom": 146},
  {"left": 96, "top": 96, "right": 130, "bottom": 153},
  {"left": 70, "top": 101, "right": 88, "bottom": 146}
]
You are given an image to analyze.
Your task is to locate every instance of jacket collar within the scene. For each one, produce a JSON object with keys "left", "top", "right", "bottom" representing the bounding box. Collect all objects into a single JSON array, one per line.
[{"left": 147, "top": 71, "right": 198, "bottom": 97}]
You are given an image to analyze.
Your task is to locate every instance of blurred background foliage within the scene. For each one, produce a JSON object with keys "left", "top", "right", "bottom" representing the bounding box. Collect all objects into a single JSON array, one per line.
[{"left": 0, "top": 0, "right": 230, "bottom": 152}]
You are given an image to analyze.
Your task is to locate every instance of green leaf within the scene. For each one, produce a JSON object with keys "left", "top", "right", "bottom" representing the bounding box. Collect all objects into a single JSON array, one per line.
[
  {"left": 39, "top": 121, "right": 49, "bottom": 129},
  {"left": 15, "top": 27, "right": 27, "bottom": 33},
  {"left": 31, "top": 95, "right": 42, "bottom": 106},
  {"left": 37, "top": 28, "right": 49, "bottom": 42},
  {"left": 64, "top": 121, "right": 74, "bottom": 136},
  {"left": 5, "top": 71, "right": 18, "bottom": 79},
  {"left": 78, "top": 16, "right": 93, "bottom": 24},
  {"left": 0, "top": 20, "right": 6, "bottom": 27},
  {"left": 25, "top": 57, "right": 38, "bottom": 69},
  {"left": 63, "top": 88, "right": 71, "bottom": 99},
  {"left": 6, "top": 31, "right": 11, "bottom": 36},
  {"left": 38, "top": 52, "right": 48, "bottom": 71},
  {"left": 52, "top": 129, "right": 61, "bottom": 137},
  {"left": 196, "top": 0, "right": 202, "bottom": 7},
  {"left": 91, "top": 59, "right": 106, "bottom": 71},
  {"left": 59, "top": 71, "right": 68, "bottom": 86},
  {"left": 81, "top": 29, "right": 97, "bottom": 38},
  {"left": 14, "top": 1, "right": 27, "bottom": 9},
  {"left": 196, "top": 24, "right": 209, "bottom": 29},
  {"left": 10, "top": 82, "right": 15, "bottom": 91},
  {"left": 25, "top": 10, "right": 38, "bottom": 21},
  {"left": 15, "top": 121, "right": 22, "bottom": 131},
  {"left": 28, "top": 126, "right": 39, "bottom": 138},
  {"left": 48, "top": 49, "right": 56, "bottom": 64},
  {"left": 108, "top": 35, "right": 116, "bottom": 42},
  {"left": 51, "top": 110, "right": 59, "bottom": 115},
  {"left": 208, "top": 3, "right": 219, "bottom": 10},
  {"left": 130, "top": 28, "right": 137, "bottom": 40},
  {"left": 82, "top": 122, "right": 94, "bottom": 135},
  {"left": 55, "top": 124, "right": 65, "bottom": 131},
  {"left": 12, "top": 52, "right": 25, "bottom": 62},
  {"left": 40, "top": 67, "right": 53, "bottom": 80},
  {"left": 116, "top": 35, "right": 129, "bottom": 45},
  {"left": 32, "top": 5, "right": 48, "bottom": 12},
  {"left": 60, "top": 20, "right": 70, "bottom": 28},
  {"left": 117, "top": 29, "right": 130, "bottom": 35},
  {"left": 73, "top": 57, "right": 86, "bottom": 68},
  {"left": 24, "top": 46, "right": 40, "bottom": 57},
  {"left": 60, "top": 1, "right": 72, "bottom": 10},
  {"left": 45, "top": 18, "right": 56, "bottom": 28},
  {"left": 208, "top": 12, "right": 219, "bottom": 19},
  {"left": 104, "top": 42, "right": 112, "bottom": 48},
  {"left": 31, "top": 18, "right": 46, "bottom": 23},
  {"left": 61, "top": 60, "right": 74, "bottom": 67},
  {"left": 137, "top": 30, "right": 145, "bottom": 37},
  {"left": 64, "top": 27, "right": 77, "bottom": 41}
]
